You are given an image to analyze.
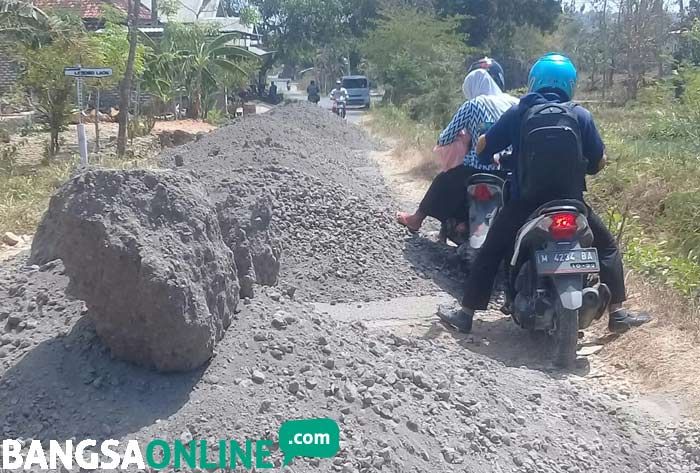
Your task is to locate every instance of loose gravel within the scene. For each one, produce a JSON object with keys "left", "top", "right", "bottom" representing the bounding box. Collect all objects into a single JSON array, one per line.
[{"left": 0, "top": 102, "right": 697, "bottom": 472}]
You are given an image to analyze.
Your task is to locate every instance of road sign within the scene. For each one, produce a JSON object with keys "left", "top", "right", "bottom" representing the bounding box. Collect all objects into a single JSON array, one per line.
[{"left": 64, "top": 67, "right": 113, "bottom": 78}]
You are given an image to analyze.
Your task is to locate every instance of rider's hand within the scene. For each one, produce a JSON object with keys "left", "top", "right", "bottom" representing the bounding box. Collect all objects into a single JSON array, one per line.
[{"left": 476, "top": 135, "right": 487, "bottom": 154}]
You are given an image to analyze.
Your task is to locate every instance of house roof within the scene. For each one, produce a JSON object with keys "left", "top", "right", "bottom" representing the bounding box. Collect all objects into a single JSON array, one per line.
[{"left": 33, "top": 0, "right": 152, "bottom": 20}]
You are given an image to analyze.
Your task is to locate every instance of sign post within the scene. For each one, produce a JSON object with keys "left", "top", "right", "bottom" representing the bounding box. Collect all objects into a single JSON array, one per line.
[{"left": 64, "top": 66, "right": 113, "bottom": 166}]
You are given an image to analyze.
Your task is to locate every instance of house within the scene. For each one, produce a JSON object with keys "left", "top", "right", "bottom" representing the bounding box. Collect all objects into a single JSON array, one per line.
[
  {"left": 0, "top": 0, "right": 152, "bottom": 97},
  {"left": 32, "top": 0, "right": 153, "bottom": 28},
  {"left": 0, "top": 0, "right": 270, "bottom": 101}
]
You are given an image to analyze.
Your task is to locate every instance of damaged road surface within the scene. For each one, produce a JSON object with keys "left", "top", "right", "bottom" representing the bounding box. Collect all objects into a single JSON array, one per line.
[{"left": 0, "top": 103, "right": 698, "bottom": 472}]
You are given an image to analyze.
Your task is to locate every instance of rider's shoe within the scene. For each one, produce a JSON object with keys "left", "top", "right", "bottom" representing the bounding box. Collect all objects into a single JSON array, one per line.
[
  {"left": 608, "top": 309, "right": 652, "bottom": 334},
  {"left": 437, "top": 307, "right": 473, "bottom": 333}
]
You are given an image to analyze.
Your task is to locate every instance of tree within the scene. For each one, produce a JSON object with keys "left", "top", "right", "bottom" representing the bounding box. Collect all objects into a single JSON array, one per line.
[
  {"left": 21, "top": 37, "right": 94, "bottom": 155},
  {"left": 116, "top": 0, "right": 141, "bottom": 158},
  {"left": 362, "top": 8, "right": 469, "bottom": 125},
  {"left": 1, "top": 1, "right": 90, "bottom": 155},
  {"left": 142, "top": 23, "right": 257, "bottom": 119},
  {"left": 434, "top": 0, "right": 562, "bottom": 50},
  {"left": 618, "top": 0, "right": 669, "bottom": 99},
  {"left": 91, "top": 10, "right": 145, "bottom": 151}
]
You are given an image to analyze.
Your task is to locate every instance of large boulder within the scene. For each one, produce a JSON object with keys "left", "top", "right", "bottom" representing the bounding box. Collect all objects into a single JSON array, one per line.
[{"left": 30, "top": 169, "right": 239, "bottom": 372}]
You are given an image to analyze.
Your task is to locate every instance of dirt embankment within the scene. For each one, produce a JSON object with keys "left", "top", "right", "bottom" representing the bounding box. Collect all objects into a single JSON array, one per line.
[{"left": 0, "top": 102, "right": 698, "bottom": 473}]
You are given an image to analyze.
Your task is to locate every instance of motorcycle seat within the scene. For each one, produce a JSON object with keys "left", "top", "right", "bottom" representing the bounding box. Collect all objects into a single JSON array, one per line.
[
  {"left": 528, "top": 199, "right": 587, "bottom": 220},
  {"left": 466, "top": 173, "right": 506, "bottom": 186}
]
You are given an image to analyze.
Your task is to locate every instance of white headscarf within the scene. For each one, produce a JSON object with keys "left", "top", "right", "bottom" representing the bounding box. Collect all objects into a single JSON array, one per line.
[{"left": 462, "top": 68, "right": 502, "bottom": 100}]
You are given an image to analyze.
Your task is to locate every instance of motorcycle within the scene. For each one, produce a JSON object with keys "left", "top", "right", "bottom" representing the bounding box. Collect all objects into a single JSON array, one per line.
[
  {"left": 331, "top": 99, "right": 347, "bottom": 119},
  {"left": 441, "top": 173, "right": 505, "bottom": 265},
  {"left": 505, "top": 199, "right": 611, "bottom": 368}
]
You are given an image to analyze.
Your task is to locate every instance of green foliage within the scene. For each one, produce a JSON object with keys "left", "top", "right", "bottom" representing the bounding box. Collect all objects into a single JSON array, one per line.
[
  {"left": 239, "top": 5, "right": 261, "bottom": 26},
  {"left": 677, "top": 18, "right": 700, "bottom": 65},
  {"left": 434, "top": 0, "right": 561, "bottom": 49},
  {"left": 639, "top": 69, "right": 700, "bottom": 142},
  {"left": 588, "top": 78, "right": 700, "bottom": 301},
  {"left": 91, "top": 20, "right": 146, "bottom": 90},
  {"left": 142, "top": 22, "right": 258, "bottom": 119},
  {"left": 625, "top": 232, "right": 700, "bottom": 299},
  {"left": 205, "top": 108, "right": 227, "bottom": 125},
  {"left": 20, "top": 32, "right": 94, "bottom": 155},
  {"left": 127, "top": 114, "right": 155, "bottom": 140},
  {"left": 362, "top": 8, "right": 467, "bottom": 115},
  {"left": 0, "top": 142, "right": 19, "bottom": 175}
]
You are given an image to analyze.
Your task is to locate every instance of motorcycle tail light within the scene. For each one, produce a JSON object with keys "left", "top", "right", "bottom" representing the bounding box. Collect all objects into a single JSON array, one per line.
[
  {"left": 470, "top": 183, "right": 492, "bottom": 201},
  {"left": 549, "top": 212, "right": 578, "bottom": 240}
]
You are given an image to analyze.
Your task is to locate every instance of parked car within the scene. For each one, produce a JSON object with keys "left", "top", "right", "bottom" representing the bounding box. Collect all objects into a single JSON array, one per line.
[{"left": 342, "top": 75, "right": 371, "bottom": 109}]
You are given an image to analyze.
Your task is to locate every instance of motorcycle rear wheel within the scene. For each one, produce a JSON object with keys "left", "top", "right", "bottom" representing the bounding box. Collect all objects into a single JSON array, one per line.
[{"left": 552, "top": 308, "right": 579, "bottom": 368}]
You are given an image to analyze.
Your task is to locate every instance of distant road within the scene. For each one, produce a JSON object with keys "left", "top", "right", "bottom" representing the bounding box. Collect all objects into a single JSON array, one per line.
[{"left": 283, "top": 84, "right": 367, "bottom": 125}]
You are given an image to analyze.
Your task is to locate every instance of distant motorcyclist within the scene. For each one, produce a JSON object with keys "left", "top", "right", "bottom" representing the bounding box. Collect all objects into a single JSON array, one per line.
[
  {"left": 330, "top": 80, "right": 348, "bottom": 118},
  {"left": 307, "top": 80, "right": 321, "bottom": 104},
  {"left": 329, "top": 80, "right": 348, "bottom": 103},
  {"left": 439, "top": 53, "right": 651, "bottom": 334}
]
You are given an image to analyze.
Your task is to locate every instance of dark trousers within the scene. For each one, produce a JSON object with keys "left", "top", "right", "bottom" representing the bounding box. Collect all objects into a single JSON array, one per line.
[
  {"left": 418, "top": 166, "right": 506, "bottom": 223},
  {"left": 461, "top": 199, "right": 627, "bottom": 310}
]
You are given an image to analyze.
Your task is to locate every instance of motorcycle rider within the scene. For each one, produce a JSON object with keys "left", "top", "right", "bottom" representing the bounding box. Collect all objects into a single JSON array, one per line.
[
  {"left": 307, "top": 80, "right": 321, "bottom": 104},
  {"left": 330, "top": 80, "right": 348, "bottom": 102},
  {"left": 466, "top": 56, "right": 505, "bottom": 91},
  {"left": 397, "top": 60, "right": 517, "bottom": 233},
  {"left": 329, "top": 80, "right": 348, "bottom": 117},
  {"left": 439, "top": 53, "right": 651, "bottom": 334}
]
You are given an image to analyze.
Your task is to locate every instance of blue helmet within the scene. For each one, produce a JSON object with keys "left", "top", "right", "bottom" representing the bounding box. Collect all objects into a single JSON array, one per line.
[{"left": 528, "top": 53, "right": 577, "bottom": 101}]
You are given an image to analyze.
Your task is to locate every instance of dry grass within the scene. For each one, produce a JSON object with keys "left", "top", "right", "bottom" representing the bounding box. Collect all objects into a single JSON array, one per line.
[
  {"left": 0, "top": 126, "right": 162, "bottom": 236},
  {"left": 594, "top": 273, "right": 700, "bottom": 414},
  {"left": 366, "top": 107, "right": 440, "bottom": 182}
]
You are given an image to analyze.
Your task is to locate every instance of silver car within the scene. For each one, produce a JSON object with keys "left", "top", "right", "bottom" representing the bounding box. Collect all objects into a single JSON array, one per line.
[{"left": 341, "top": 75, "right": 371, "bottom": 109}]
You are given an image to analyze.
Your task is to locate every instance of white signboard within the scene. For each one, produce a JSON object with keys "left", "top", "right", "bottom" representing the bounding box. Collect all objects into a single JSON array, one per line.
[{"left": 64, "top": 67, "right": 113, "bottom": 78}]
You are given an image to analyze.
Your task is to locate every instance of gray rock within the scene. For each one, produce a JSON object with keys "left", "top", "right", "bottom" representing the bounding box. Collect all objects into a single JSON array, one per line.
[
  {"left": 305, "top": 378, "right": 318, "bottom": 390},
  {"left": 251, "top": 370, "right": 266, "bottom": 384},
  {"left": 30, "top": 170, "right": 239, "bottom": 372},
  {"left": 288, "top": 381, "right": 300, "bottom": 394},
  {"left": 271, "top": 316, "right": 287, "bottom": 330}
]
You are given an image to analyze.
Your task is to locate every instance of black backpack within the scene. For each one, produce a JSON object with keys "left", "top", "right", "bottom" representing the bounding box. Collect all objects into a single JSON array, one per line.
[{"left": 517, "top": 102, "right": 587, "bottom": 203}]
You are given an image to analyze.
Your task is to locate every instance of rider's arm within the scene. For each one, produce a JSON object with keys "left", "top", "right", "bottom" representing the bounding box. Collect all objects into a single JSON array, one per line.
[
  {"left": 578, "top": 108, "right": 605, "bottom": 175},
  {"left": 476, "top": 106, "right": 517, "bottom": 165},
  {"left": 437, "top": 101, "right": 474, "bottom": 146}
]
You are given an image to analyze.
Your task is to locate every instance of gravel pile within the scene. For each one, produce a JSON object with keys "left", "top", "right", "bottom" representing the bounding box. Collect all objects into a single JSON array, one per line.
[
  {"left": 160, "top": 102, "right": 442, "bottom": 302},
  {"left": 0, "top": 102, "right": 697, "bottom": 473},
  {"left": 1, "top": 259, "right": 698, "bottom": 472}
]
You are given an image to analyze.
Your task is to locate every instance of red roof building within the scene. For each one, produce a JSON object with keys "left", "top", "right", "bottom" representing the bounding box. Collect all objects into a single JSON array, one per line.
[{"left": 32, "top": 0, "right": 152, "bottom": 22}]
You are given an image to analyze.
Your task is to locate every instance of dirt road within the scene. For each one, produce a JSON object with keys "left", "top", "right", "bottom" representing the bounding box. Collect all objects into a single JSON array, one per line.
[{"left": 0, "top": 103, "right": 698, "bottom": 472}]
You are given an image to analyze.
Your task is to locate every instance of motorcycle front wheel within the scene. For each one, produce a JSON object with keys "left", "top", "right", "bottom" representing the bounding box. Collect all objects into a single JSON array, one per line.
[{"left": 552, "top": 308, "right": 579, "bottom": 368}]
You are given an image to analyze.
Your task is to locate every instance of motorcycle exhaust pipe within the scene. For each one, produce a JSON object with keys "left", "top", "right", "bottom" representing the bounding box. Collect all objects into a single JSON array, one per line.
[
  {"left": 579, "top": 287, "right": 601, "bottom": 330},
  {"left": 582, "top": 287, "right": 600, "bottom": 309}
]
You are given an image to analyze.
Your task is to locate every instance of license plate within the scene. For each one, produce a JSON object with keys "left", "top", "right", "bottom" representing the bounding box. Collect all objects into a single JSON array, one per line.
[{"left": 535, "top": 248, "right": 600, "bottom": 275}]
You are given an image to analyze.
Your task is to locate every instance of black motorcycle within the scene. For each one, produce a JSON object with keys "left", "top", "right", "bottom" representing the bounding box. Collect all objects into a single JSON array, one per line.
[{"left": 505, "top": 199, "right": 610, "bottom": 367}]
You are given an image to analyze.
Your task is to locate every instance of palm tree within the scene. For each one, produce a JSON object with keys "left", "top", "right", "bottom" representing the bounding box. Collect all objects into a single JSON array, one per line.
[
  {"left": 142, "top": 26, "right": 257, "bottom": 120},
  {"left": 179, "top": 32, "right": 257, "bottom": 119}
]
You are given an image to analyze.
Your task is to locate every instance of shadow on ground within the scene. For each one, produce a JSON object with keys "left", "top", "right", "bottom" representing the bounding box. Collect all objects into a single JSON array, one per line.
[
  {"left": 403, "top": 232, "right": 593, "bottom": 377},
  {"left": 0, "top": 316, "right": 202, "bottom": 442}
]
